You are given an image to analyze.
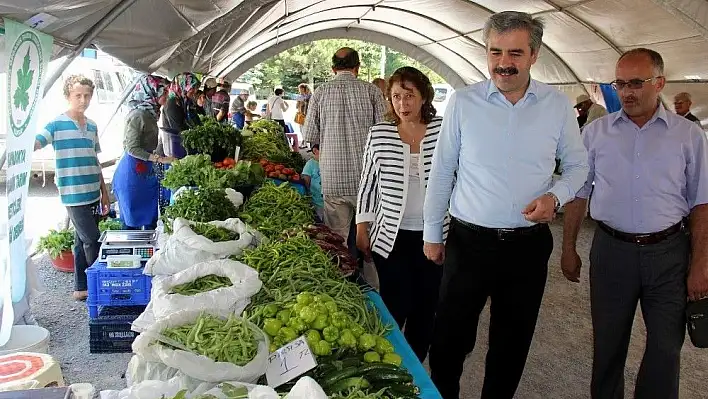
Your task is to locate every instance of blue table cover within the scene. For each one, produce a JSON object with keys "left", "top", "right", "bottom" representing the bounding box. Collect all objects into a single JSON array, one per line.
[{"left": 367, "top": 291, "right": 442, "bottom": 399}]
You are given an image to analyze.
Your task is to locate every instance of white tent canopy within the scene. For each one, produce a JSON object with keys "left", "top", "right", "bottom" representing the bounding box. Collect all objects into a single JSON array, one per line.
[{"left": 0, "top": 0, "right": 707, "bottom": 124}]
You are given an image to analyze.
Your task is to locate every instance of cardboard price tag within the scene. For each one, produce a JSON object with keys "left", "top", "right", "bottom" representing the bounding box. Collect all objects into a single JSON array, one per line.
[{"left": 265, "top": 335, "right": 318, "bottom": 388}]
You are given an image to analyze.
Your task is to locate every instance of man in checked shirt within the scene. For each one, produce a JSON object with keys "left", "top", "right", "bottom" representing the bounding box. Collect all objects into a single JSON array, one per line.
[{"left": 302, "top": 47, "right": 387, "bottom": 244}]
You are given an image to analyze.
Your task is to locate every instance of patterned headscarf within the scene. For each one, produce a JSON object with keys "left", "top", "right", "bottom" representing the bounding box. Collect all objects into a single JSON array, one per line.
[
  {"left": 128, "top": 74, "right": 167, "bottom": 118},
  {"left": 169, "top": 72, "right": 201, "bottom": 101}
]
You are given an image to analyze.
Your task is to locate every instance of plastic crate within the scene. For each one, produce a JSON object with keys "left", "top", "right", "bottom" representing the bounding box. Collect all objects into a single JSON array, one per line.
[
  {"left": 267, "top": 178, "right": 307, "bottom": 195},
  {"left": 86, "top": 261, "right": 152, "bottom": 318},
  {"left": 89, "top": 305, "right": 145, "bottom": 354}
]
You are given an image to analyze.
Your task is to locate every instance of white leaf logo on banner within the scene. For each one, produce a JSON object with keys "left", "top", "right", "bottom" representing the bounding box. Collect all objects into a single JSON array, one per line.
[{"left": 7, "top": 29, "right": 44, "bottom": 137}]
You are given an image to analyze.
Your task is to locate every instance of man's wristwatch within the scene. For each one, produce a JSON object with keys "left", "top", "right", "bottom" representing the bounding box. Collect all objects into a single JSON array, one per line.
[{"left": 547, "top": 192, "right": 561, "bottom": 212}]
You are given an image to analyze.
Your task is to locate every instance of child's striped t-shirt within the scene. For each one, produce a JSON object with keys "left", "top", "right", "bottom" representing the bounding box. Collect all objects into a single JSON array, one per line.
[{"left": 36, "top": 113, "right": 102, "bottom": 207}]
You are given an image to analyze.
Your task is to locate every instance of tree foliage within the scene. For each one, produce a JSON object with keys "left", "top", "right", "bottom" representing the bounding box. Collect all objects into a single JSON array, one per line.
[{"left": 239, "top": 39, "right": 445, "bottom": 97}]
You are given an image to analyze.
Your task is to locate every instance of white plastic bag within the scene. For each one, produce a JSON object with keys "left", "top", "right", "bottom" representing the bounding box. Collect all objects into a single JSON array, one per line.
[
  {"left": 144, "top": 217, "right": 254, "bottom": 276},
  {"left": 131, "top": 308, "right": 269, "bottom": 383},
  {"left": 125, "top": 355, "right": 179, "bottom": 386},
  {"left": 146, "top": 259, "right": 262, "bottom": 322},
  {"left": 283, "top": 377, "right": 328, "bottom": 399}
]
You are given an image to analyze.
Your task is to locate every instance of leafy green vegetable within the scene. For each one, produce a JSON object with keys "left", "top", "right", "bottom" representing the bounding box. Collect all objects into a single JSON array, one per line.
[
  {"left": 37, "top": 228, "right": 73, "bottom": 259},
  {"left": 163, "top": 187, "right": 238, "bottom": 229},
  {"left": 181, "top": 117, "right": 241, "bottom": 157},
  {"left": 99, "top": 218, "right": 122, "bottom": 232},
  {"left": 14, "top": 49, "right": 34, "bottom": 111},
  {"left": 162, "top": 155, "right": 264, "bottom": 190},
  {"left": 190, "top": 222, "right": 239, "bottom": 242}
]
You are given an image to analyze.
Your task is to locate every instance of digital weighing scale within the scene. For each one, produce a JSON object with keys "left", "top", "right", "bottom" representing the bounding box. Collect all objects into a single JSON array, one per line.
[{"left": 99, "top": 230, "right": 158, "bottom": 265}]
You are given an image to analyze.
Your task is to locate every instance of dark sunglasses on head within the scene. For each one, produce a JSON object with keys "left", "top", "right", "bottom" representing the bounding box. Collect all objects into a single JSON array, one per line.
[{"left": 610, "top": 76, "right": 662, "bottom": 90}]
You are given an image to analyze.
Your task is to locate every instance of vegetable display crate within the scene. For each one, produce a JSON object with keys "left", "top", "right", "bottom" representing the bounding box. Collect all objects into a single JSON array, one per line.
[
  {"left": 89, "top": 305, "right": 145, "bottom": 354},
  {"left": 86, "top": 261, "right": 152, "bottom": 318},
  {"left": 367, "top": 291, "right": 443, "bottom": 399},
  {"left": 267, "top": 178, "right": 307, "bottom": 195}
]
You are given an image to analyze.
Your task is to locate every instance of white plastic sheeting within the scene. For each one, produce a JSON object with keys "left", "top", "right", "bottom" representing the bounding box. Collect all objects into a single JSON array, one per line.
[{"left": 0, "top": 0, "right": 706, "bottom": 124}]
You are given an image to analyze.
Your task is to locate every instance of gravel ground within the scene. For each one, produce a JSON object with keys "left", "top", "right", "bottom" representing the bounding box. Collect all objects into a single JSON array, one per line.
[{"left": 9, "top": 178, "right": 708, "bottom": 397}]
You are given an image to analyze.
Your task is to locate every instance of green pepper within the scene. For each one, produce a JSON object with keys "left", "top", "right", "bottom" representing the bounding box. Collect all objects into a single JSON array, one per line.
[
  {"left": 324, "top": 301, "right": 338, "bottom": 314},
  {"left": 312, "top": 314, "right": 329, "bottom": 330},
  {"left": 263, "top": 318, "right": 283, "bottom": 337},
  {"left": 278, "top": 326, "right": 298, "bottom": 342},
  {"left": 322, "top": 326, "right": 340, "bottom": 343},
  {"left": 277, "top": 309, "right": 292, "bottom": 324},
  {"left": 313, "top": 340, "right": 332, "bottom": 356},
  {"left": 363, "top": 351, "right": 381, "bottom": 363},
  {"left": 269, "top": 343, "right": 279, "bottom": 353},
  {"left": 375, "top": 336, "right": 395, "bottom": 355},
  {"left": 305, "top": 329, "right": 321, "bottom": 348},
  {"left": 296, "top": 292, "right": 314, "bottom": 306},
  {"left": 292, "top": 303, "right": 306, "bottom": 314},
  {"left": 263, "top": 303, "right": 279, "bottom": 318},
  {"left": 313, "top": 303, "right": 329, "bottom": 316},
  {"left": 313, "top": 293, "right": 334, "bottom": 303},
  {"left": 350, "top": 324, "right": 365, "bottom": 338},
  {"left": 298, "top": 305, "right": 317, "bottom": 324},
  {"left": 337, "top": 329, "right": 357, "bottom": 349},
  {"left": 330, "top": 311, "right": 350, "bottom": 329},
  {"left": 287, "top": 316, "right": 308, "bottom": 334},
  {"left": 359, "top": 333, "right": 377, "bottom": 351},
  {"left": 382, "top": 353, "right": 402, "bottom": 367}
]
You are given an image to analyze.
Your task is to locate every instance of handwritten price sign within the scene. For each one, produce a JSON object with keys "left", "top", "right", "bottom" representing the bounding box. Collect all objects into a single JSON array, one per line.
[{"left": 265, "top": 335, "right": 318, "bottom": 388}]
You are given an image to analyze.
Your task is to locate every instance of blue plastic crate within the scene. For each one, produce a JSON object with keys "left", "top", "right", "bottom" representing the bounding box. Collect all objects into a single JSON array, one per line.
[
  {"left": 86, "top": 261, "right": 152, "bottom": 318},
  {"left": 267, "top": 178, "right": 307, "bottom": 195}
]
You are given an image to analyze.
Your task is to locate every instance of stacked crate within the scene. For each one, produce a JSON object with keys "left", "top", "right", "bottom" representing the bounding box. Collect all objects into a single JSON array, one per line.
[{"left": 86, "top": 260, "right": 153, "bottom": 353}]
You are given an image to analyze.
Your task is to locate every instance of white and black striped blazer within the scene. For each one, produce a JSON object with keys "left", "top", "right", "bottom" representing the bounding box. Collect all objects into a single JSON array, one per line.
[{"left": 356, "top": 117, "right": 451, "bottom": 258}]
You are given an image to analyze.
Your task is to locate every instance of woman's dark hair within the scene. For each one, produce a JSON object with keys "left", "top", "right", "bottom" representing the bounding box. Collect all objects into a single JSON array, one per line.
[
  {"left": 385, "top": 67, "right": 437, "bottom": 125},
  {"left": 274, "top": 88, "right": 284, "bottom": 96}
]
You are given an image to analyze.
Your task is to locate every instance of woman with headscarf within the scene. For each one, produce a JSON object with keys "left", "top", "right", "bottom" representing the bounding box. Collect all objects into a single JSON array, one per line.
[
  {"left": 112, "top": 74, "right": 173, "bottom": 230},
  {"left": 162, "top": 72, "right": 201, "bottom": 133}
]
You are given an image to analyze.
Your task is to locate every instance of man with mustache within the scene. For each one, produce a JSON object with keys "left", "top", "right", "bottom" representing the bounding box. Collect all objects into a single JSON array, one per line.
[
  {"left": 423, "top": 11, "right": 589, "bottom": 399},
  {"left": 561, "top": 48, "right": 708, "bottom": 398}
]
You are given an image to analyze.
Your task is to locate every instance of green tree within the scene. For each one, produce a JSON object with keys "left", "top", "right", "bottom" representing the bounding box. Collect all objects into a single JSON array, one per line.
[{"left": 239, "top": 39, "right": 446, "bottom": 95}]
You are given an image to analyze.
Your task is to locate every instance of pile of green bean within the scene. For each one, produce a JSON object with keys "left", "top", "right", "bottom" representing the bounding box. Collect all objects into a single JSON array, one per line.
[
  {"left": 238, "top": 181, "right": 314, "bottom": 239},
  {"left": 241, "top": 233, "right": 388, "bottom": 337},
  {"left": 191, "top": 222, "right": 240, "bottom": 242},
  {"left": 161, "top": 313, "right": 259, "bottom": 365},
  {"left": 169, "top": 274, "right": 233, "bottom": 296}
]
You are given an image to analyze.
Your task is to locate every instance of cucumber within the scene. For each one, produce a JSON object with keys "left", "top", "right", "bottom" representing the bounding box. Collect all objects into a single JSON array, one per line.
[
  {"left": 356, "top": 362, "right": 402, "bottom": 374},
  {"left": 328, "top": 377, "right": 370, "bottom": 394},
  {"left": 320, "top": 366, "right": 362, "bottom": 387},
  {"left": 366, "top": 371, "right": 414, "bottom": 384}
]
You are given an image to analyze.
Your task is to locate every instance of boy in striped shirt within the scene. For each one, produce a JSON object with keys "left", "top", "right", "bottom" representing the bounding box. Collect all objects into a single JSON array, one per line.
[{"left": 34, "top": 75, "right": 110, "bottom": 301}]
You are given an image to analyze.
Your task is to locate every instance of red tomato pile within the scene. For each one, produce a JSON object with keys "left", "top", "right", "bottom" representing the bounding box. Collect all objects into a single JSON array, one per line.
[
  {"left": 259, "top": 159, "right": 301, "bottom": 182},
  {"left": 213, "top": 157, "right": 237, "bottom": 169}
]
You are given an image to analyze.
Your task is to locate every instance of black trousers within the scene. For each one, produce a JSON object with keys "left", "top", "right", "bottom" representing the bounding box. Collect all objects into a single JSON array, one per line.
[
  {"left": 589, "top": 227, "right": 689, "bottom": 399},
  {"left": 372, "top": 229, "right": 443, "bottom": 362},
  {"left": 429, "top": 219, "right": 553, "bottom": 399},
  {"left": 66, "top": 202, "right": 101, "bottom": 291}
]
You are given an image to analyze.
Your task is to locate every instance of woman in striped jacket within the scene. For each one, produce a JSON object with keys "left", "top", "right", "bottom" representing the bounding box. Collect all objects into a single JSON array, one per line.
[{"left": 355, "top": 67, "right": 449, "bottom": 362}]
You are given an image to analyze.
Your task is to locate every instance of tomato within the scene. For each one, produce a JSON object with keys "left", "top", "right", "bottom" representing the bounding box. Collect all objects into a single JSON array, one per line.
[
  {"left": 223, "top": 157, "right": 235, "bottom": 166},
  {"left": 292, "top": 174, "right": 300, "bottom": 181},
  {"left": 215, "top": 162, "right": 223, "bottom": 168}
]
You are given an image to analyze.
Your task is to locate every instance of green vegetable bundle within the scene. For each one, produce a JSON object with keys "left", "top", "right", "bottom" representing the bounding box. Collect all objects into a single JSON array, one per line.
[
  {"left": 182, "top": 117, "right": 241, "bottom": 158},
  {"left": 163, "top": 187, "right": 238, "bottom": 230},
  {"left": 99, "top": 218, "right": 122, "bottom": 232},
  {"left": 162, "top": 155, "right": 262, "bottom": 190},
  {"left": 169, "top": 274, "right": 233, "bottom": 296},
  {"left": 241, "top": 233, "right": 388, "bottom": 337},
  {"left": 161, "top": 313, "right": 258, "bottom": 366},
  {"left": 238, "top": 181, "right": 314, "bottom": 238},
  {"left": 191, "top": 222, "right": 239, "bottom": 242}
]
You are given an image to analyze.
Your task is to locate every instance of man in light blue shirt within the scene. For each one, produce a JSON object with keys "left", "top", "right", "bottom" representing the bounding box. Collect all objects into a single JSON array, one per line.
[
  {"left": 561, "top": 49, "right": 708, "bottom": 399},
  {"left": 422, "top": 11, "right": 589, "bottom": 399}
]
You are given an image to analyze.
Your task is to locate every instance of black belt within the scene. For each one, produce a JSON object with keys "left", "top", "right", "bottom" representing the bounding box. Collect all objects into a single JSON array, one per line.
[
  {"left": 597, "top": 220, "right": 685, "bottom": 245},
  {"left": 452, "top": 217, "right": 546, "bottom": 240}
]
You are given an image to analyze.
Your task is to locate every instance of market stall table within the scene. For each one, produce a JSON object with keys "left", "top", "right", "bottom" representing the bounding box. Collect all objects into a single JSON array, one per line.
[{"left": 367, "top": 291, "right": 442, "bottom": 399}]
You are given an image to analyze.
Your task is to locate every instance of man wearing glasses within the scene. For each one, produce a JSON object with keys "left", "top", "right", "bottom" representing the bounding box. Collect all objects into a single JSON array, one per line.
[
  {"left": 561, "top": 48, "right": 708, "bottom": 398},
  {"left": 673, "top": 92, "right": 702, "bottom": 127}
]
